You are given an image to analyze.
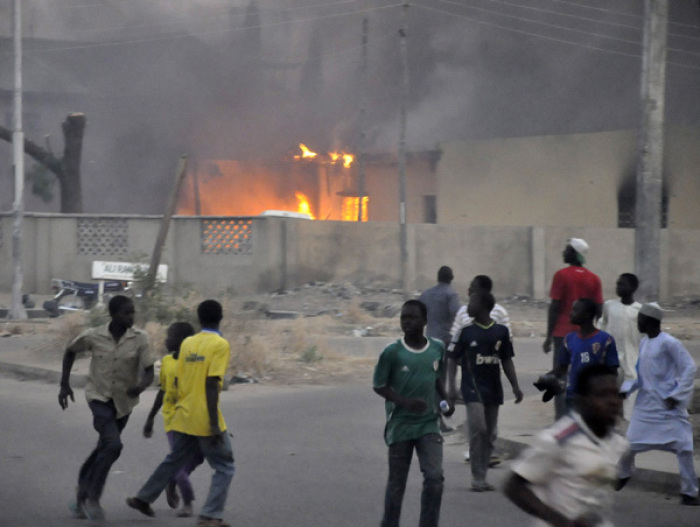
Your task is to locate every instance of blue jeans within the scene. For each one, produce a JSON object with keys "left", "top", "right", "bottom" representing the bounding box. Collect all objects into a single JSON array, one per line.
[
  {"left": 78, "top": 400, "right": 130, "bottom": 502},
  {"left": 552, "top": 336, "right": 567, "bottom": 420},
  {"left": 382, "top": 434, "right": 444, "bottom": 527},
  {"left": 136, "top": 431, "right": 235, "bottom": 519}
]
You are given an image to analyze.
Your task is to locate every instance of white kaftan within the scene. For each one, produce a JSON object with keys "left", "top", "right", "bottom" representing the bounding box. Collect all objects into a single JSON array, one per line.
[{"left": 626, "top": 332, "right": 697, "bottom": 451}]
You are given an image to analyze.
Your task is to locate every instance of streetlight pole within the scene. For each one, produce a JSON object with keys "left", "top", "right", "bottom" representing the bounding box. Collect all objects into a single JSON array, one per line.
[
  {"left": 635, "top": 0, "right": 668, "bottom": 302},
  {"left": 9, "top": 0, "right": 27, "bottom": 320},
  {"left": 397, "top": 1, "right": 409, "bottom": 299}
]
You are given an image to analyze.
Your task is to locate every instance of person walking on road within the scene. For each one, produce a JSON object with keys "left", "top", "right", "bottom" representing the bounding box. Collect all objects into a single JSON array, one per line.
[
  {"left": 598, "top": 273, "right": 641, "bottom": 419},
  {"left": 127, "top": 300, "right": 236, "bottom": 526},
  {"left": 504, "top": 364, "right": 629, "bottom": 527},
  {"left": 449, "top": 275, "right": 511, "bottom": 340},
  {"left": 543, "top": 238, "right": 603, "bottom": 419},
  {"left": 419, "top": 266, "right": 460, "bottom": 348},
  {"left": 373, "top": 299, "right": 454, "bottom": 527},
  {"left": 143, "top": 321, "right": 204, "bottom": 518},
  {"left": 419, "top": 266, "right": 460, "bottom": 433},
  {"left": 58, "top": 295, "right": 156, "bottom": 521},
  {"left": 547, "top": 298, "right": 619, "bottom": 414},
  {"left": 448, "top": 274, "right": 511, "bottom": 464},
  {"left": 617, "top": 303, "right": 699, "bottom": 506},
  {"left": 447, "top": 291, "right": 523, "bottom": 492}
]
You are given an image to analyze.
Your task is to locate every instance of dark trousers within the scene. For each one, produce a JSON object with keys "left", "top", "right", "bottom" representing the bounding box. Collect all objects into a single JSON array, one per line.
[
  {"left": 552, "top": 336, "right": 567, "bottom": 420},
  {"left": 77, "top": 400, "right": 129, "bottom": 502},
  {"left": 382, "top": 434, "right": 444, "bottom": 527}
]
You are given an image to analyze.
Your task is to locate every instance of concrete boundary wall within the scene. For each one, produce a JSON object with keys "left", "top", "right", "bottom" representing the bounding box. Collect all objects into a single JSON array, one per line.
[{"left": 0, "top": 213, "right": 697, "bottom": 301}]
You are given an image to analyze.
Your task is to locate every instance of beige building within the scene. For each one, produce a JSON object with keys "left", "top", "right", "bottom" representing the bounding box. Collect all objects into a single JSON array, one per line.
[{"left": 437, "top": 127, "right": 700, "bottom": 229}]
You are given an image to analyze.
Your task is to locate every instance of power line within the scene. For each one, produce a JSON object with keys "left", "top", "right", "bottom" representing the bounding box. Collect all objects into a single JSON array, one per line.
[
  {"left": 413, "top": 2, "right": 700, "bottom": 75},
  {"left": 543, "top": 0, "right": 700, "bottom": 31},
  {"left": 14, "top": 3, "right": 402, "bottom": 54},
  {"left": 476, "top": 0, "right": 700, "bottom": 42},
  {"left": 72, "top": 0, "right": 360, "bottom": 34},
  {"left": 55, "top": 0, "right": 351, "bottom": 10},
  {"left": 434, "top": 0, "right": 700, "bottom": 59},
  {"left": 71, "top": 0, "right": 357, "bottom": 33},
  {"left": 435, "top": 0, "right": 641, "bottom": 47}
]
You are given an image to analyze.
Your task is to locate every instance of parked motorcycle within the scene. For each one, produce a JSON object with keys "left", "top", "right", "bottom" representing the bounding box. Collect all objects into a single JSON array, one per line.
[{"left": 42, "top": 278, "right": 130, "bottom": 317}]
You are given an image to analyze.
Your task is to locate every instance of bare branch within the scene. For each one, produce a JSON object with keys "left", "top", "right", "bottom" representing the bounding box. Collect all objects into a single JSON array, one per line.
[{"left": 0, "top": 125, "right": 63, "bottom": 177}]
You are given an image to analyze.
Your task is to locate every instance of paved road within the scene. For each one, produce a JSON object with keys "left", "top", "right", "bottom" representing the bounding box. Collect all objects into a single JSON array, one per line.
[{"left": 1, "top": 376, "right": 698, "bottom": 527}]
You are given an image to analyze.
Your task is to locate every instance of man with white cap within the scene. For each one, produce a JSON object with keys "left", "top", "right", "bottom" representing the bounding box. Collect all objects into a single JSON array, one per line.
[
  {"left": 617, "top": 302, "right": 699, "bottom": 506},
  {"left": 543, "top": 238, "right": 603, "bottom": 419}
]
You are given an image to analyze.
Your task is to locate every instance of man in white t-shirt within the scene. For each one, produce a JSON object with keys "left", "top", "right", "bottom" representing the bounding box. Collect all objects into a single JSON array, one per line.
[
  {"left": 450, "top": 275, "right": 510, "bottom": 340},
  {"left": 598, "top": 273, "right": 641, "bottom": 418},
  {"left": 503, "top": 364, "right": 628, "bottom": 527}
]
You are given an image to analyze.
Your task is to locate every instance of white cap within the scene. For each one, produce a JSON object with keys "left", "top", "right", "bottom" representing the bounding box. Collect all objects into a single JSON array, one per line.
[
  {"left": 640, "top": 302, "right": 664, "bottom": 321},
  {"left": 567, "top": 238, "right": 589, "bottom": 256}
]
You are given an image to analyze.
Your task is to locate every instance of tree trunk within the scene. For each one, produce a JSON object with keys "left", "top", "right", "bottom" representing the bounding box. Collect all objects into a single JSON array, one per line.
[
  {"left": 60, "top": 113, "right": 85, "bottom": 213},
  {"left": 0, "top": 112, "right": 85, "bottom": 213}
]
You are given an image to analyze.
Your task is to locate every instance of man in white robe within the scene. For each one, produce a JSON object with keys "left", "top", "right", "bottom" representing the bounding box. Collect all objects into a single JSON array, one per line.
[
  {"left": 617, "top": 302, "right": 699, "bottom": 506},
  {"left": 599, "top": 273, "right": 642, "bottom": 418}
]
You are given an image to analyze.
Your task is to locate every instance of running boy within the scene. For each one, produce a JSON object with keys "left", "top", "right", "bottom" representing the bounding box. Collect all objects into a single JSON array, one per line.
[
  {"left": 599, "top": 274, "right": 641, "bottom": 418},
  {"left": 447, "top": 291, "right": 523, "bottom": 492},
  {"left": 550, "top": 298, "right": 619, "bottom": 413},
  {"left": 143, "top": 322, "right": 203, "bottom": 518},
  {"left": 504, "top": 364, "right": 629, "bottom": 527}
]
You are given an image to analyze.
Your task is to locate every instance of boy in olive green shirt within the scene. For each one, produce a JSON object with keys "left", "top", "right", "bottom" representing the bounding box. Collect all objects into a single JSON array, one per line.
[{"left": 373, "top": 299, "right": 454, "bottom": 527}]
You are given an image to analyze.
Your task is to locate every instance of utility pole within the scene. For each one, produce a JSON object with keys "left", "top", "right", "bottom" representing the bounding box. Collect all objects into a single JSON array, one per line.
[
  {"left": 397, "top": 1, "right": 409, "bottom": 299},
  {"left": 357, "top": 17, "right": 368, "bottom": 223},
  {"left": 144, "top": 155, "right": 188, "bottom": 294},
  {"left": 9, "top": 0, "right": 27, "bottom": 320},
  {"left": 635, "top": 0, "right": 668, "bottom": 302}
]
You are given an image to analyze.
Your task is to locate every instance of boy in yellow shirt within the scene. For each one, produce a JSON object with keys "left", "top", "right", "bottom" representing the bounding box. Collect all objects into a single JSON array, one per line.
[
  {"left": 128, "top": 300, "right": 235, "bottom": 527},
  {"left": 143, "top": 322, "right": 203, "bottom": 518}
]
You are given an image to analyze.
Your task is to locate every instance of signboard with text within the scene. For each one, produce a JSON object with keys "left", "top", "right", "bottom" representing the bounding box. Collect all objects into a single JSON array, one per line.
[{"left": 92, "top": 261, "right": 168, "bottom": 282}]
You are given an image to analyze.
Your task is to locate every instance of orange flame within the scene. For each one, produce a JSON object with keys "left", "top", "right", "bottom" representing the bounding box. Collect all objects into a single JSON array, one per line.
[
  {"left": 295, "top": 191, "right": 315, "bottom": 219},
  {"left": 294, "top": 143, "right": 317, "bottom": 161},
  {"left": 341, "top": 196, "right": 368, "bottom": 222},
  {"left": 293, "top": 145, "right": 354, "bottom": 167}
]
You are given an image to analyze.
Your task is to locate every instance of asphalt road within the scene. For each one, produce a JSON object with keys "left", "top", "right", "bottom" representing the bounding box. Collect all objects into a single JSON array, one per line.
[{"left": 1, "top": 375, "right": 698, "bottom": 527}]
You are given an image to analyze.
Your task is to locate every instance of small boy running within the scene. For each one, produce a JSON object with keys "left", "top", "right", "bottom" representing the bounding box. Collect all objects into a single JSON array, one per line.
[
  {"left": 550, "top": 298, "right": 619, "bottom": 413},
  {"left": 447, "top": 291, "right": 523, "bottom": 492},
  {"left": 599, "top": 274, "right": 641, "bottom": 418},
  {"left": 143, "top": 322, "right": 203, "bottom": 518}
]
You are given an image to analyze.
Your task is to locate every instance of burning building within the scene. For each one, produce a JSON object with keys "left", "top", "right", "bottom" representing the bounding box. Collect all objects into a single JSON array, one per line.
[{"left": 177, "top": 144, "right": 441, "bottom": 223}]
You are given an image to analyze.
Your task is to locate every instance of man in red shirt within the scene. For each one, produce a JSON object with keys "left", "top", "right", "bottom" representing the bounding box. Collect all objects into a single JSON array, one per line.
[{"left": 542, "top": 238, "right": 603, "bottom": 419}]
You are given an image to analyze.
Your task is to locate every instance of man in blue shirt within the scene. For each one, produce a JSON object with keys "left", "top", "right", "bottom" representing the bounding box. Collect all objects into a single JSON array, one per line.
[{"left": 550, "top": 298, "right": 619, "bottom": 413}]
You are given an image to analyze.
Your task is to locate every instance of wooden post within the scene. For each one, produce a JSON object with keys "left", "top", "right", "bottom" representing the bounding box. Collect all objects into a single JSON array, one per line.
[
  {"left": 635, "top": 0, "right": 668, "bottom": 302},
  {"left": 144, "top": 155, "right": 189, "bottom": 293}
]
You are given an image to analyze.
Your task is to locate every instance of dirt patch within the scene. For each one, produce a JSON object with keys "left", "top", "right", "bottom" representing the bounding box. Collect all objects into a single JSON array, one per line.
[{"left": 4, "top": 284, "right": 700, "bottom": 386}]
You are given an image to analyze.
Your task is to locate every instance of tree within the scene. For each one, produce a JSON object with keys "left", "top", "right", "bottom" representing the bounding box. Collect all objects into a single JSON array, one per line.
[{"left": 0, "top": 112, "right": 85, "bottom": 213}]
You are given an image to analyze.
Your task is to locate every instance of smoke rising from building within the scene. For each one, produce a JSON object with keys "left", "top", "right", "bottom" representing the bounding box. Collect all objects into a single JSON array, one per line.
[{"left": 1, "top": 0, "right": 700, "bottom": 214}]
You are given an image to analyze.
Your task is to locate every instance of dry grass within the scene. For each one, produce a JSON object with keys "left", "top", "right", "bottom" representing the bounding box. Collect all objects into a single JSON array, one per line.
[
  {"left": 220, "top": 313, "right": 377, "bottom": 384},
  {"left": 143, "top": 321, "right": 167, "bottom": 357}
]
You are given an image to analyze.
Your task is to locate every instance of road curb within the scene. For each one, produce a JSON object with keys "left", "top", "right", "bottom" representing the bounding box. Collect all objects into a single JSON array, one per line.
[{"left": 0, "top": 361, "right": 88, "bottom": 388}]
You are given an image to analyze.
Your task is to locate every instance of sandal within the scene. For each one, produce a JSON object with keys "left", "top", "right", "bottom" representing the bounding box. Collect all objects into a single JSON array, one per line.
[
  {"left": 126, "top": 497, "right": 155, "bottom": 517},
  {"left": 69, "top": 501, "right": 87, "bottom": 520},
  {"left": 196, "top": 516, "right": 230, "bottom": 527}
]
